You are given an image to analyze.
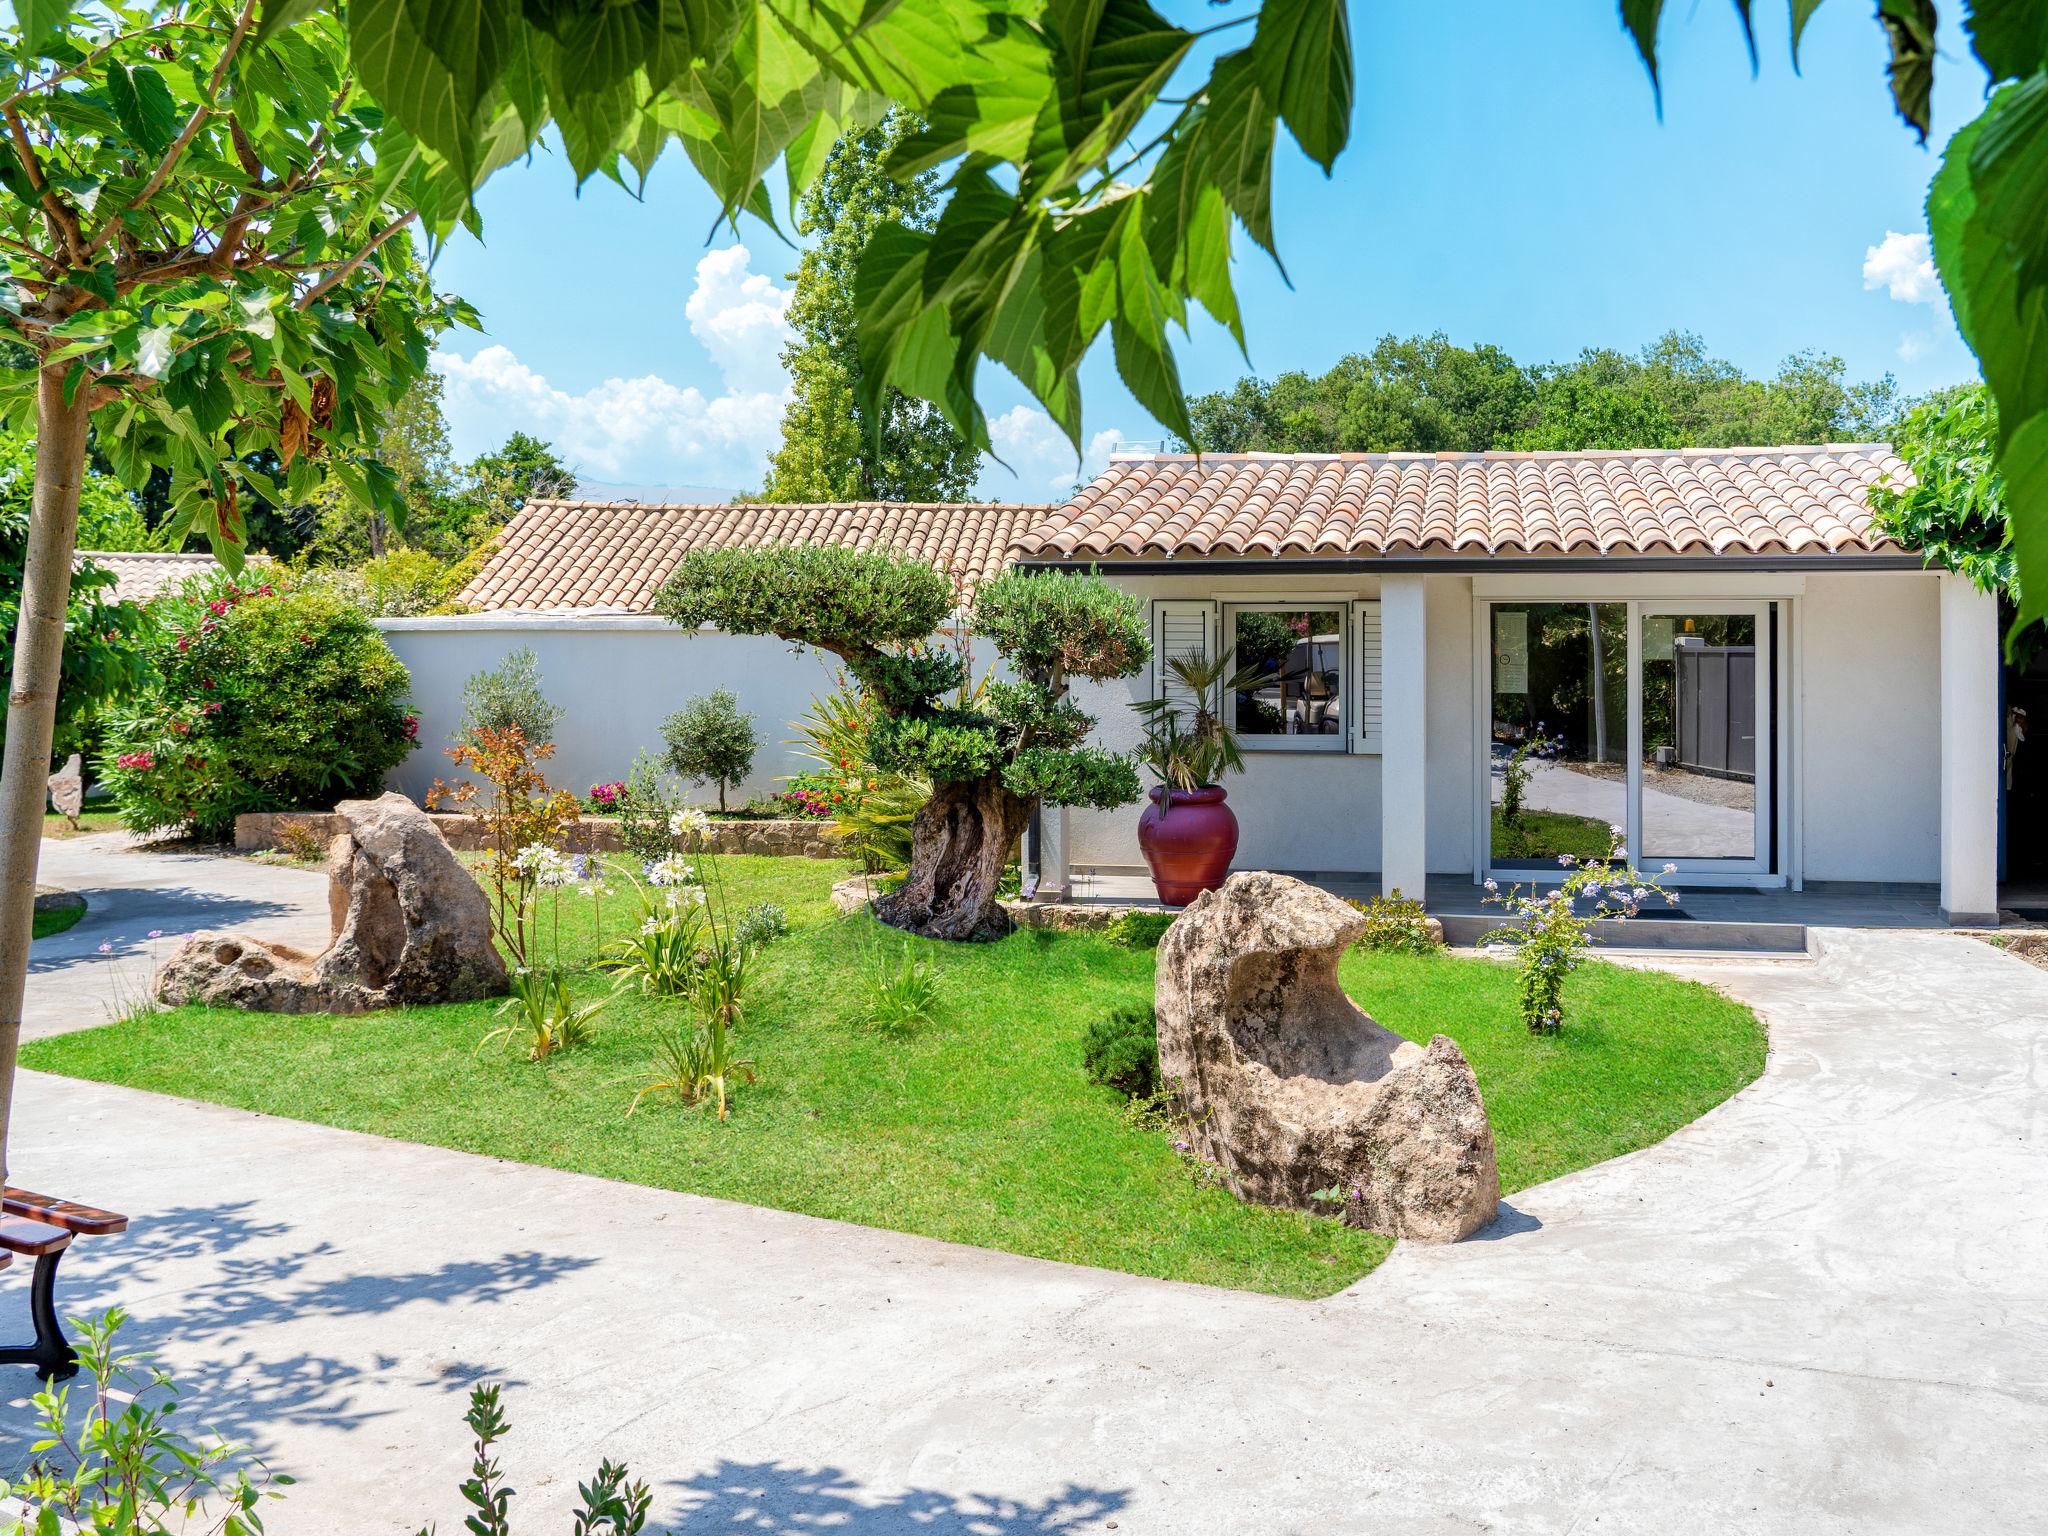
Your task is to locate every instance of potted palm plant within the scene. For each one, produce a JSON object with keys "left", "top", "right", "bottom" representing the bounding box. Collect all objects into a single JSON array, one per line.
[{"left": 1131, "top": 649, "right": 1260, "bottom": 905}]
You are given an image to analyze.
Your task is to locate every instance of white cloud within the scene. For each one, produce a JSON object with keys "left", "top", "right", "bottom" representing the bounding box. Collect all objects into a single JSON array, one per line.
[
  {"left": 1897, "top": 329, "right": 1935, "bottom": 364},
  {"left": 435, "top": 246, "right": 793, "bottom": 491},
  {"left": 982, "top": 406, "right": 1129, "bottom": 497},
  {"left": 1863, "top": 230, "right": 1940, "bottom": 305}
]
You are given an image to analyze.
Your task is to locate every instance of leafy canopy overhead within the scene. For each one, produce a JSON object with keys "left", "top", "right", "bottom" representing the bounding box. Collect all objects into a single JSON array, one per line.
[{"left": 0, "top": 0, "right": 473, "bottom": 558}]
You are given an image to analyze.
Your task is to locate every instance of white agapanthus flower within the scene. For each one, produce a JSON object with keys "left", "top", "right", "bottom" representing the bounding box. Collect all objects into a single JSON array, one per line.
[
  {"left": 514, "top": 844, "right": 574, "bottom": 887},
  {"left": 669, "top": 807, "right": 711, "bottom": 838},
  {"left": 645, "top": 854, "right": 698, "bottom": 888}
]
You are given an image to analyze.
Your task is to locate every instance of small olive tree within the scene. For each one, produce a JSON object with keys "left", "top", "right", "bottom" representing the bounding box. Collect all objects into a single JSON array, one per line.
[
  {"left": 662, "top": 689, "right": 757, "bottom": 813},
  {"left": 658, "top": 546, "right": 1149, "bottom": 941}
]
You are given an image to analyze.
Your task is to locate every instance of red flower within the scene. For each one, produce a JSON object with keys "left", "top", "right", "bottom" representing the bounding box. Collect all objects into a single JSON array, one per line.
[{"left": 175, "top": 636, "right": 191, "bottom": 652}]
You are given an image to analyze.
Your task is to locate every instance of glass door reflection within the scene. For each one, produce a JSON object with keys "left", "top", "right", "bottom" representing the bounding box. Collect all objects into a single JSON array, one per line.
[
  {"left": 1488, "top": 603, "right": 1630, "bottom": 866},
  {"left": 1639, "top": 609, "right": 1763, "bottom": 863}
]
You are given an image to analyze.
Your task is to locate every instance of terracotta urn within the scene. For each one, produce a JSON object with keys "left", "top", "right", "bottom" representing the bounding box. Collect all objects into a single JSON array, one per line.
[{"left": 1138, "top": 786, "right": 1240, "bottom": 906}]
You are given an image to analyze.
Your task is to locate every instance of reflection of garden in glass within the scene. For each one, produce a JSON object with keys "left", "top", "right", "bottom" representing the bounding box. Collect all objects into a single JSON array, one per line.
[
  {"left": 1232, "top": 609, "right": 1343, "bottom": 738},
  {"left": 1641, "top": 613, "right": 1759, "bottom": 862},
  {"left": 1489, "top": 604, "right": 1630, "bottom": 866}
]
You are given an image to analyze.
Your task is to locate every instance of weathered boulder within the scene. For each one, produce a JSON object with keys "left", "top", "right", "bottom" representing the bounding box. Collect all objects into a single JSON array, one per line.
[
  {"left": 1155, "top": 871, "right": 1499, "bottom": 1242},
  {"left": 156, "top": 792, "right": 506, "bottom": 1014},
  {"left": 46, "top": 754, "right": 81, "bottom": 826}
]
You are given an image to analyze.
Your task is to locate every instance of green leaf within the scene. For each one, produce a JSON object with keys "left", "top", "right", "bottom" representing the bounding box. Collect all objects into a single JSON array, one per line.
[
  {"left": 135, "top": 323, "right": 175, "bottom": 378},
  {"left": 1619, "top": 0, "right": 1666, "bottom": 96},
  {"left": 1201, "top": 49, "right": 1280, "bottom": 267},
  {"left": 1877, "top": 0, "right": 1938, "bottom": 141},
  {"left": 1143, "top": 108, "right": 1242, "bottom": 348},
  {"left": 1250, "top": 0, "right": 1352, "bottom": 172},
  {"left": 255, "top": 0, "right": 330, "bottom": 46},
  {"left": 347, "top": 0, "right": 515, "bottom": 189},
  {"left": 1032, "top": 0, "right": 1192, "bottom": 192},
  {"left": 1966, "top": 0, "right": 2048, "bottom": 82},
  {"left": 162, "top": 365, "right": 235, "bottom": 436},
  {"left": 1932, "top": 83, "right": 2048, "bottom": 641},
  {"left": 1970, "top": 68, "right": 2048, "bottom": 300},
  {"left": 1790, "top": 0, "right": 1829, "bottom": 61},
  {"left": 16, "top": 0, "right": 68, "bottom": 43},
  {"left": 105, "top": 63, "right": 178, "bottom": 158}
]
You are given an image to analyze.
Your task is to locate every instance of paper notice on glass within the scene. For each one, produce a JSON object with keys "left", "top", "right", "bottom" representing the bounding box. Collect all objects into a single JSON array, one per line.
[
  {"left": 1643, "top": 614, "right": 1675, "bottom": 658},
  {"left": 1494, "top": 611, "right": 1528, "bottom": 694}
]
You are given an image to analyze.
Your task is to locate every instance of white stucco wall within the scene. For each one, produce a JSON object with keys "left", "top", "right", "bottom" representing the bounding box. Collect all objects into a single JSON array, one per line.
[
  {"left": 375, "top": 615, "right": 848, "bottom": 808},
  {"left": 1797, "top": 570, "right": 1943, "bottom": 883}
]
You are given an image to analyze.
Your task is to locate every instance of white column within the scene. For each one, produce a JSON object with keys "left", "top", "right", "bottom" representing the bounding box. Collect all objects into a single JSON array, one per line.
[
  {"left": 1380, "top": 573, "right": 1428, "bottom": 901},
  {"left": 1036, "top": 804, "right": 1071, "bottom": 902},
  {"left": 1939, "top": 573, "right": 2000, "bottom": 925}
]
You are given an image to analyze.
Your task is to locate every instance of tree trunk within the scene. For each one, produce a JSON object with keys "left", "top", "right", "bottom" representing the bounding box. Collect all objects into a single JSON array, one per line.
[
  {"left": 367, "top": 509, "right": 386, "bottom": 559},
  {"left": 874, "top": 773, "right": 1031, "bottom": 942},
  {"left": 0, "top": 368, "right": 92, "bottom": 1193}
]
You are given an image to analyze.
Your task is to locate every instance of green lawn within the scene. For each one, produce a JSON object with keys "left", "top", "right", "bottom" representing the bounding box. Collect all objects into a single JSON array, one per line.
[
  {"left": 43, "top": 810, "right": 124, "bottom": 839},
  {"left": 1490, "top": 806, "right": 1617, "bottom": 862},
  {"left": 23, "top": 855, "right": 1764, "bottom": 1298},
  {"left": 32, "top": 902, "right": 84, "bottom": 940}
]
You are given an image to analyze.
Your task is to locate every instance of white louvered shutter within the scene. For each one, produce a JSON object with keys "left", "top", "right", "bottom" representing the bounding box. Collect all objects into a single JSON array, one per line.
[
  {"left": 1151, "top": 600, "right": 1219, "bottom": 714},
  {"left": 1351, "top": 599, "right": 1383, "bottom": 753}
]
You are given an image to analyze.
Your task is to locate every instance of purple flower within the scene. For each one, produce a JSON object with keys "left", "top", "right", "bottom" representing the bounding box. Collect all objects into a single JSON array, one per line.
[
  {"left": 96, "top": 941, "right": 113, "bottom": 954},
  {"left": 147, "top": 929, "right": 163, "bottom": 939}
]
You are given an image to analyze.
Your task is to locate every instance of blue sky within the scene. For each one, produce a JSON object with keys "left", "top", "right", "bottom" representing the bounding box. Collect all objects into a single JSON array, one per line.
[{"left": 428, "top": 0, "right": 1984, "bottom": 501}]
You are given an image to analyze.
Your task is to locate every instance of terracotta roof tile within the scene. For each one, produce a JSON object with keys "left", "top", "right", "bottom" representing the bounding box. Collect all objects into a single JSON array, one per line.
[
  {"left": 1012, "top": 444, "right": 1913, "bottom": 561},
  {"left": 74, "top": 550, "right": 218, "bottom": 603},
  {"left": 455, "top": 501, "right": 1055, "bottom": 613}
]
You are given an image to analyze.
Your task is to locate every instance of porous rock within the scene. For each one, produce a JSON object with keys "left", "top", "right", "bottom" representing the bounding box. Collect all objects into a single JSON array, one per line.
[
  {"left": 156, "top": 792, "right": 505, "bottom": 1013},
  {"left": 1155, "top": 871, "right": 1500, "bottom": 1242}
]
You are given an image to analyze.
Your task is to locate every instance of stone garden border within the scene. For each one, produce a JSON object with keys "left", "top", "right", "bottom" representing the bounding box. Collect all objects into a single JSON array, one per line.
[{"left": 236, "top": 809, "right": 847, "bottom": 861}]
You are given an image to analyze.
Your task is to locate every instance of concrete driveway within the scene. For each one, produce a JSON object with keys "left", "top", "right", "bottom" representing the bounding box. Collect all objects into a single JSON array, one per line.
[{"left": 5, "top": 840, "right": 2046, "bottom": 1533}]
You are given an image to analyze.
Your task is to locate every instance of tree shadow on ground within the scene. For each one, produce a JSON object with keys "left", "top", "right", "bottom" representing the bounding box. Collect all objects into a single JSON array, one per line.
[
  {"left": 0, "top": 1200, "right": 579, "bottom": 1455},
  {"left": 664, "top": 1463, "right": 1132, "bottom": 1534},
  {"left": 28, "top": 887, "right": 308, "bottom": 972}
]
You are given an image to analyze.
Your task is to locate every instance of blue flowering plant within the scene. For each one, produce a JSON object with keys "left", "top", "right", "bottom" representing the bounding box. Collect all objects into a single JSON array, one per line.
[{"left": 1480, "top": 828, "right": 1678, "bottom": 1034}]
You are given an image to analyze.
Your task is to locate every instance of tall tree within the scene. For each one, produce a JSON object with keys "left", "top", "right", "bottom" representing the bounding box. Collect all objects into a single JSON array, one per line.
[
  {"left": 0, "top": 1, "right": 473, "bottom": 1196},
  {"left": 762, "top": 115, "right": 981, "bottom": 503}
]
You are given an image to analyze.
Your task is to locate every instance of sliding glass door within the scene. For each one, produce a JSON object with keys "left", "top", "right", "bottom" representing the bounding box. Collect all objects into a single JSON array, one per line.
[{"left": 1485, "top": 599, "right": 1776, "bottom": 881}]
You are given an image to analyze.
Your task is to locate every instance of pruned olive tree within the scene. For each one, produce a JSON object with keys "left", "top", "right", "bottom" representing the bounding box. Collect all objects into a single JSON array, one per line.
[{"left": 658, "top": 547, "right": 1149, "bottom": 940}]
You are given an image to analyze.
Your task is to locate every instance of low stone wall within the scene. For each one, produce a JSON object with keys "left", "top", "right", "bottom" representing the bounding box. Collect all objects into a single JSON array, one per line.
[{"left": 236, "top": 809, "right": 848, "bottom": 861}]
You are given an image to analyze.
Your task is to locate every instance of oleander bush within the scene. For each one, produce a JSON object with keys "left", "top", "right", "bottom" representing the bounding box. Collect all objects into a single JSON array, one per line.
[{"left": 98, "top": 573, "right": 415, "bottom": 840}]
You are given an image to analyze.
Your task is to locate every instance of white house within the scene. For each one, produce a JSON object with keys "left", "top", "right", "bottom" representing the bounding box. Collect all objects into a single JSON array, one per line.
[{"left": 382, "top": 443, "right": 2011, "bottom": 926}]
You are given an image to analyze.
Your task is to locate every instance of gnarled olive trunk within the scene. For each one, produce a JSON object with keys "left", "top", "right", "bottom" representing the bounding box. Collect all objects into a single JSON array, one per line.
[
  {"left": 0, "top": 368, "right": 92, "bottom": 1191},
  {"left": 875, "top": 773, "right": 1031, "bottom": 942}
]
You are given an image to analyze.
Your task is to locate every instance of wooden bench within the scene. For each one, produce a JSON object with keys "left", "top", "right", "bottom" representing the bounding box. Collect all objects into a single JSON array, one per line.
[{"left": 0, "top": 1188, "right": 128, "bottom": 1381}]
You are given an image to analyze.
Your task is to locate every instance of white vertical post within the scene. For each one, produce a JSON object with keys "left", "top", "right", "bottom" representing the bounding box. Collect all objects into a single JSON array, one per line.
[
  {"left": 1380, "top": 573, "right": 1428, "bottom": 901},
  {"left": 1939, "top": 573, "right": 2000, "bottom": 925},
  {"left": 1037, "top": 804, "right": 1071, "bottom": 902}
]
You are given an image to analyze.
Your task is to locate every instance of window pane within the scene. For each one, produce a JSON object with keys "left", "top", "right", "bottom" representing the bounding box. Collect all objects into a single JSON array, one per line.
[
  {"left": 1642, "top": 612, "right": 1759, "bottom": 861},
  {"left": 1233, "top": 610, "right": 1343, "bottom": 738},
  {"left": 1490, "top": 603, "right": 1630, "bottom": 865}
]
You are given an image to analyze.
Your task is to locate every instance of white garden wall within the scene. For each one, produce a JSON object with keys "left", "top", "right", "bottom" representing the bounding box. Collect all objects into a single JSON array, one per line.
[{"left": 374, "top": 614, "right": 849, "bottom": 808}]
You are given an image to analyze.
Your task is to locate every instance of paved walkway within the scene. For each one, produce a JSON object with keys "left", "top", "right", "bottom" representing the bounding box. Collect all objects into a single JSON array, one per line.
[
  {"left": 23, "top": 832, "right": 329, "bottom": 1039},
  {"left": 5, "top": 841, "right": 2047, "bottom": 1532}
]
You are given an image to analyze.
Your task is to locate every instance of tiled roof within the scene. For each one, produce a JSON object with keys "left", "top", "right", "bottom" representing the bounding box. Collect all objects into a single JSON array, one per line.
[
  {"left": 1012, "top": 445, "right": 1913, "bottom": 561},
  {"left": 75, "top": 550, "right": 218, "bottom": 603},
  {"left": 456, "top": 500, "right": 1055, "bottom": 612}
]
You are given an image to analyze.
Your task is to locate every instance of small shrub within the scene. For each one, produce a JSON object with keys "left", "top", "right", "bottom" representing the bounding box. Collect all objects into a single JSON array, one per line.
[
  {"left": 1082, "top": 1005, "right": 1160, "bottom": 1098},
  {"left": 857, "top": 938, "right": 942, "bottom": 1032},
  {"left": 458, "top": 645, "right": 562, "bottom": 747},
  {"left": 1498, "top": 726, "right": 1562, "bottom": 827},
  {"left": 1482, "top": 830, "right": 1678, "bottom": 1033},
  {"left": 1103, "top": 910, "right": 1175, "bottom": 950},
  {"left": 274, "top": 822, "right": 329, "bottom": 864},
  {"left": 616, "top": 749, "right": 680, "bottom": 863},
  {"left": 586, "top": 779, "right": 626, "bottom": 814},
  {"left": 661, "top": 688, "right": 758, "bottom": 813},
  {"left": 0, "top": 1309, "right": 287, "bottom": 1532},
  {"left": 734, "top": 901, "right": 788, "bottom": 951},
  {"left": 98, "top": 573, "right": 416, "bottom": 841},
  {"left": 482, "top": 964, "right": 608, "bottom": 1061},
  {"left": 1348, "top": 889, "right": 1439, "bottom": 955},
  {"left": 427, "top": 726, "right": 579, "bottom": 967}
]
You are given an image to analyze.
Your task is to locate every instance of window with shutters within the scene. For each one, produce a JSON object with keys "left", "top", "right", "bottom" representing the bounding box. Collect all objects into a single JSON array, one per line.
[{"left": 1224, "top": 604, "right": 1345, "bottom": 751}]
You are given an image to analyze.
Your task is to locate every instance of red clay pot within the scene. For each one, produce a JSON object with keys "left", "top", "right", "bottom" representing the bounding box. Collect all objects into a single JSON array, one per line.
[{"left": 1138, "top": 786, "right": 1239, "bottom": 907}]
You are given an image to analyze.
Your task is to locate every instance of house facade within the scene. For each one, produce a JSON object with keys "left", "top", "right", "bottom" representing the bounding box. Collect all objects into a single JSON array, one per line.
[{"left": 387, "top": 443, "right": 2005, "bottom": 925}]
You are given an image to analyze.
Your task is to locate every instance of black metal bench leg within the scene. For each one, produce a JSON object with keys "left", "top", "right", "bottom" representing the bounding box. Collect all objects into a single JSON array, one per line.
[{"left": 0, "top": 1251, "right": 78, "bottom": 1382}]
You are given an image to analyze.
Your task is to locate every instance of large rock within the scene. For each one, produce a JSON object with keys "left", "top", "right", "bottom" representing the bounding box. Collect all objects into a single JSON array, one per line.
[
  {"left": 1155, "top": 871, "right": 1500, "bottom": 1242},
  {"left": 156, "top": 792, "right": 506, "bottom": 1014}
]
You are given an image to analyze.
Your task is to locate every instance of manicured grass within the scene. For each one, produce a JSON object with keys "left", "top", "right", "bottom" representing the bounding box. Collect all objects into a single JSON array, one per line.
[
  {"left": 32, "top": 902, "right": 84, "bottom": 940},
  {"left": 43, "top": 810, "right": 124, "bottom": 839},
  {"left": 23, "top": 856, "right": 1764, "bottom": 1298},
  {"left": 1490, "top": 806, "right": 1616, "bottom": 862}
]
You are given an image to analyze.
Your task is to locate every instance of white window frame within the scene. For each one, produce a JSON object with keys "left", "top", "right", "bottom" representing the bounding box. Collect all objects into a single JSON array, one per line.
[{"left": 1223, "top": 601, "right": 1349, "bottom": 753}]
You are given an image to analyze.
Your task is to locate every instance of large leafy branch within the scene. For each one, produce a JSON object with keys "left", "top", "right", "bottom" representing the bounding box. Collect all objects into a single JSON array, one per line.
[{"left": 0, "top": 0, "right": 472, "bottom": 551}]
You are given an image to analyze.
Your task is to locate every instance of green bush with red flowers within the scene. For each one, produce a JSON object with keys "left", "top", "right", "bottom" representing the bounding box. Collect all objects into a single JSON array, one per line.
[{"left": 98, "top": 573, "right": 417, "bottom": 840}]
